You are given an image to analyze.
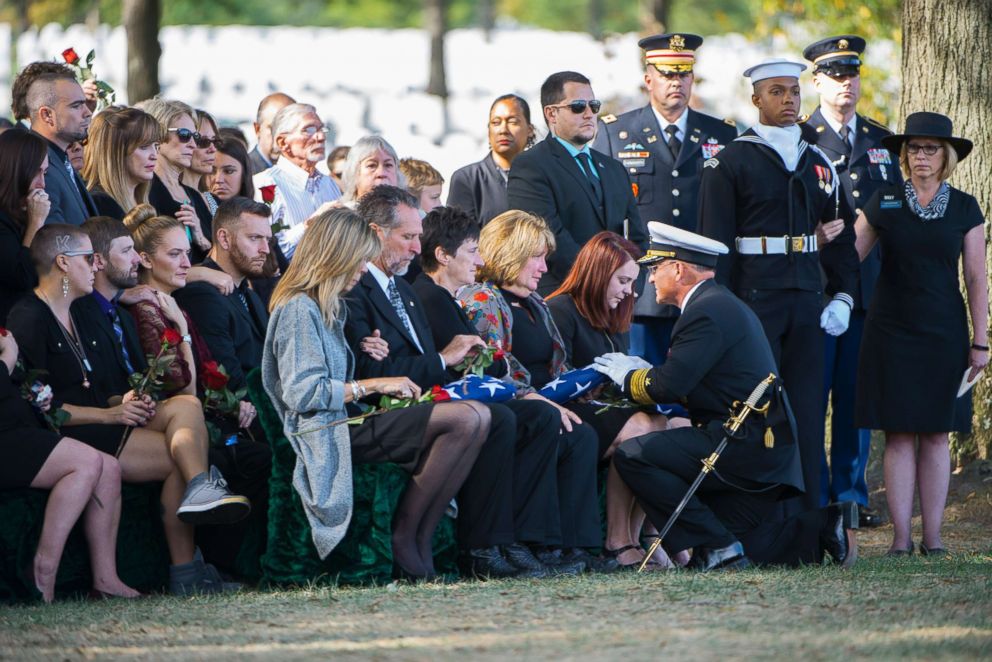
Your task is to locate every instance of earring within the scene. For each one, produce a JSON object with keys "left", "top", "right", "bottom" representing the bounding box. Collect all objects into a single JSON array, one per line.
[{"left": 62, "top": 275, "right": 70, "bottom": 298}]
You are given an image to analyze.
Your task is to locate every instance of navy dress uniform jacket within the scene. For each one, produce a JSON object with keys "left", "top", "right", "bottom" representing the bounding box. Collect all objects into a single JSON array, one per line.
[
  {"left": 506, "top": 135, "right": 647, "bottom": 294},
  {"left": 446, "top": 152, "right": 510, "bottom": 225}
]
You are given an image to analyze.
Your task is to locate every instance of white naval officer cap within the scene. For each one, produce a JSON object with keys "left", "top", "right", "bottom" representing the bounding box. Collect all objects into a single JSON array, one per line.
[
  {"left": 743, "top": 58, "right": 807, "bottom": 84},
  {"left": 638, "top": 222, "right": 729, "bottom": 268}
]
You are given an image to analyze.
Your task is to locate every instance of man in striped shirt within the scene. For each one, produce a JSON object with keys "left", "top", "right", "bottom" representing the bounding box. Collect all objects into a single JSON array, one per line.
[{"left": 253, "top": 103, "right": 341, "bottom": 259}]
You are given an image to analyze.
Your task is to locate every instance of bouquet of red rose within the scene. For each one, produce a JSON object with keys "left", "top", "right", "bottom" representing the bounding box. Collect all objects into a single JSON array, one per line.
[
  {"left": 452, "top": 344, "right": 506, "bottom": 377},
  {"left": 61, "top": 47, "right": 116, "bottom": 110},
  {"left": 127, "top": 328, "right": 181, "bottom": 401}
]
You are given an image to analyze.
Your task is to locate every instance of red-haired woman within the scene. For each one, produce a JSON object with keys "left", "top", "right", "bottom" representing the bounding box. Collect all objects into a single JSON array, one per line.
[{"left": 547, "top": 231, "right": 678, "bottom": 569}]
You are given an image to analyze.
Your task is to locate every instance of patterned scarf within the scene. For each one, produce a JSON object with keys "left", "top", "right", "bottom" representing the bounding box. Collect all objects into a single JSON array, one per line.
[{"left": 905, "top": 180, "right": 950, "bottom": 221}]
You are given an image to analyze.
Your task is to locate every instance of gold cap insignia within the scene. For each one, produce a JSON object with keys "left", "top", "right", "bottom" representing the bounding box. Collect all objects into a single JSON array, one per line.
[
  {"left": 670, "top": 34, "right": 686, "bottom": 52},
  {"left": 838, "top": 38, "right": 849, "bottom": 50}
]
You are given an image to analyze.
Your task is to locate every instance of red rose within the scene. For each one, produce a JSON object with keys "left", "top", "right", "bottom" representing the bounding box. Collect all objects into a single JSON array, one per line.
[
  {"left": 430, "top": 385, "right": 451, "bottom": 402},
  {"left": 202, "top": 360, "right": 219, "bottom": 373},
  {"left": 493, "top": 349, "right": 505, "bottom": 361},
  {"left": 62, "top": 48, "right": 80, "bottom": 65},
  {"left": 203, "top": 365, "right": 229, "bottom": 391},
  {"left": 260, "top": 185, "right": 277, "bottom": 204},
  {"left": 161, "top": 328, "right": 182, "bottom": 346},
  {"left": 0, "top": 327, "right": 8, "bottom": 337}
]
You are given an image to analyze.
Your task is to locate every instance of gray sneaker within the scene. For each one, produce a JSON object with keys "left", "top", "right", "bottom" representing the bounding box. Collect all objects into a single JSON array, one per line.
[
  {"left": 169, "top": 548, "right": 243, "bottom": 596},
  {"left": 176, "top": 465, "right": 251, "bottom": 525}
]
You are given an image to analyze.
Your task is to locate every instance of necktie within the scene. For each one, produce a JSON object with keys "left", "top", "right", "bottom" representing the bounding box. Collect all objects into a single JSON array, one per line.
[
  {"left": 665, "top": 124, "right": 682, "bottom": 161},
  {"left": 108, "top": 308, "right": 135, "bottom": 374},
  {"left": 387, "top": 279, "right": 419, "bottom": 347},
  {"left": 839, "top": 125, "right": 852, "bottom": 159},
  {"left": 576, "top": 153, "right": 603, "bottom": 202}
]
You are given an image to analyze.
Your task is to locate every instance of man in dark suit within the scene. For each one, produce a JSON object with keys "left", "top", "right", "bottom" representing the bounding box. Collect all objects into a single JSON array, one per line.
[
  {"left": 595, "top": 223, "right": 858, "bottom": 571},
  {"left": 11, "top": 62, "right": 97, "bottom": 225},
  {"left": 507, "top": 71, "right": 647, "bottom": 295},
  {"left": 249, "top": 92, "right": 296, "bottom": 175},
  {"left": 593, "top": 34, "right": 737, "bottom": 366},
  {"left": 801, "top": 36, "right": 900, "bottom": 527}
]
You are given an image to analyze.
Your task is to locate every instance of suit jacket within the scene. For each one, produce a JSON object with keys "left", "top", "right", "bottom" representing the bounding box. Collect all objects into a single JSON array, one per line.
[
  {"left": 506, "top": 135, "right": 647, "bottom": 295},
  {"left": 174, "top": 259, "right": 268, "bottom": 392},
  {"left": 344, "top": 271, "right": 448, "bottom": 389},
  {"left": 623, "top": 279, "right": 803, "bottom": 493},
  {"left": 446, "top": 152, "right": 509, "bottom": 225},
  {"left": 594, "top": 107, "right": 738, "bottom": 319},
  {"left": 248, "top": 146, "right": 272, "bottom": 176},
  {"left": 802, "top": 108, "right": 901, "bottom": 310},
  {"left": 72, "top": 294, "right": 149, "bottom": 395},
  {"left": 0, "top": 209, "right": 38, "bottom": 325},
  {"left": 40, "top": 137, "right": 97, "bottom": 226}
]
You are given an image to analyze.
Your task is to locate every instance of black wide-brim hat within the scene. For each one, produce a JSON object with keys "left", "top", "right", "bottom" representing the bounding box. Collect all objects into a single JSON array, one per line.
[{"left": 881, "top": 111, "right": 973, "bottom": 161}]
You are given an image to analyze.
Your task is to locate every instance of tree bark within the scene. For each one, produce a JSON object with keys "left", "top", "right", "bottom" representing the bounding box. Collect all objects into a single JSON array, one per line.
[
  {"left": 902, "top": 0, "right": 992, "bottom": 462},
  {"left": 588, "top": 0, "right": 604, "bottom": 40},
  {"left": 425, "top": 0, "right": 447, "bottom": 99},
  {"left": 123, "top": 0, "right": 161, "bottom": 104},
  {"left": 478, "top": 0, "right": 495, "bottom": 41}
]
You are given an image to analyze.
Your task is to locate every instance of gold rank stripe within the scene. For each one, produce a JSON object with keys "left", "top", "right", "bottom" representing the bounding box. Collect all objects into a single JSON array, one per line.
[
  {"left": 629, "top": 369, "right": 655, "bottom": 405},
  {"left": 813, "top": 50, "right": 858, "bottom": 64},
  {"left": 645, "top": 249, "right": 676, "bottom": 259}
]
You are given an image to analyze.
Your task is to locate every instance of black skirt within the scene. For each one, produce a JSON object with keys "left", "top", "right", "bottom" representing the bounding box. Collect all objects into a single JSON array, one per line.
[
  {"left": 67, "top": 423, "right": 132, "bottom": 456},
  {"left": 349, "top": 402, "right": 434, "bottom": 473},
  {"left": 0, "top": 427, "right": 61, "bottom": 488}
]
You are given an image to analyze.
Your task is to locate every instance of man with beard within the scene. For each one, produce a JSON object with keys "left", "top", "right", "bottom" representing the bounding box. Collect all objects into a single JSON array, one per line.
[
  {"left": 175, "top": 197, "right": 272, "bottom": 393},
  {"left": 507, "top": 71, "right": 646, "bottom": 295},
  {"left": 249, "top": 92, "right": 296, "bottom": 175},
  {"left": 11, "top": 61, "right": 96, "bottom": 225},
  {"left": 252, "top": 103, "right": 341, "bottom": 259}
]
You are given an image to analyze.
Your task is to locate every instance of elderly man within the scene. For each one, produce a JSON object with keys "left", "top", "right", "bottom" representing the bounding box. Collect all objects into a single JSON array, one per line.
[
  {"left": 249, "top": 92, "right": 296, "bottom": 174},
  {"left": 507, "top": 71, "right": 646, "bottom": 295},
  {"left": 696, "top": 59, "right": 860, "bottom": 512},
  {"left": 595, "top": 223, "right": 858, "bottom": 571},
  {"left": 252, "top": 103, "right": 341, "bottom": 258},
  {"left": 10, "top": 62, "right": 96, "bottom": 225},
  {"left": 802, "top": 36, "right": 900, "bottom": 526}
]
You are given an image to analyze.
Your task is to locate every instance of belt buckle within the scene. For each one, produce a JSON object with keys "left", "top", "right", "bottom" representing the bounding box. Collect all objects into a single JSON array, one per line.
[{"left": 791, "top": 236, "right": 806, "bottom": 253}]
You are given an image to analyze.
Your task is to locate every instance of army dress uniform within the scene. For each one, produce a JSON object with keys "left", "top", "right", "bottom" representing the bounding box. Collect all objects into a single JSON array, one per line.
[{"left": 593, "top": 33, "right": 737, "bottom": 365}]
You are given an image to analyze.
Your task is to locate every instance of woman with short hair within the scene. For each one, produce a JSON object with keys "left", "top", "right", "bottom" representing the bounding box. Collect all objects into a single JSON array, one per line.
[{"left": 339, "top": 135, "right": 403, "bottom": 205}]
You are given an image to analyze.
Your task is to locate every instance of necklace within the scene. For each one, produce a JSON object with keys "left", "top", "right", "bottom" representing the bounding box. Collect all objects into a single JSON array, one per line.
[{"left": 37, "top": 290, "right": 92, "bottom": 389}]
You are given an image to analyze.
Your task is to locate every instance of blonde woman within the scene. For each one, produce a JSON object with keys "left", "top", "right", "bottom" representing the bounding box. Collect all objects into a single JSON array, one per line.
[
  {"left": 185, "top": 109, "right": 221, "bottom": 217},
  {"left": 82, "top": 106, "right": 163, "bottom": 220},
  {"left": 263, "top": 208, "right": 492, "bottom": 581}
]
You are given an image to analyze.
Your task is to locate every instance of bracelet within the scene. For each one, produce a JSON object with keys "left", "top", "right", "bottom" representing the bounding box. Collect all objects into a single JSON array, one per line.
[
  {"left": 181, "top": 334, "right": 192, "bottom": 345},
  {"left": 349, "top": 380, "right": 360, "bottom": 400},
  {"left": 971, "top": 343, "right": 989, "bottom": 351}
]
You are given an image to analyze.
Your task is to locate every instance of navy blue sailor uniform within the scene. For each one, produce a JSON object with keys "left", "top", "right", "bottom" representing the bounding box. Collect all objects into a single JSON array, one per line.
[
  {"left": 696, "top": 128, "right": 859, "bottom": 512},
  {"left": 593, "top": 107, "right": 737, "bottom": 364},
  {"left": 802, "top": 107, "right": 901, "bottom": 508}
]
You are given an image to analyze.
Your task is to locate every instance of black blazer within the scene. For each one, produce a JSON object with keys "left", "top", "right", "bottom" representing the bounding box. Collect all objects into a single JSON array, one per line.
[
  {"left": 623, "top": 279, "right": 803, "bottom": 493},
  {"left": 547, "top": 293, "right": 627, "bottom": 368},
  {"left": 0, "top": 209, "right": 38, "bottom": 325},
  {"left": 40, "top": 136, "right": 97, "bottom": 226},
  {"left": 149, "top": 175, "right": 214, "bottom": 264},
  {"left": 248, "top": 146, "right": 272, "bottom": 176},
  {"left": 174, "top": 260, "right": 268, "bottom": 392},
  {"left": 446, "top": 152, "right": 509, "bottom": 225},
  {"left": 506, "top": 135, "right": 647, "bottom": 295},
  {"left": 90, "top": 190, "right": 127, "bottom": 221},
  {"left": 344, "top": 271, "right": 447, "bottom": 389}
]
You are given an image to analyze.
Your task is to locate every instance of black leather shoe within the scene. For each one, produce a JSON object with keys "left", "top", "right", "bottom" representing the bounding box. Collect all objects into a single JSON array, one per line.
[
  {"left": 534, "top": 547, "right": 586, "bottom": 576},
  {"left": 859, "top": 505, "right": 885, "bottom": 528},
  {"left": 502, "top": 543, "right": 550, "bottom": 579},
  {"left": 563, "top": 547, "right": 620, "bottom": 574},
  {"left": 458, "top": 546, "right": 519, "bottom": 580},
  {"left": 392, "top": 561, "right": 432, "bottom": 584},
  {"left": 820, "top": 501, "right": 859, "bottom": 568},
  {"left": 685, "top": 541, "right": 752, "bottom": 572}
]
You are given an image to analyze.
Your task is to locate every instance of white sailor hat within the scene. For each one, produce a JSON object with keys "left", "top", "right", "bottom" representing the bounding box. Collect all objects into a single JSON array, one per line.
[
  {"left": 638, "top": 222, "right": 729, "bottom": 268},
  {"left": 743, "top": 58, "right": 807, "bottom": 84}
]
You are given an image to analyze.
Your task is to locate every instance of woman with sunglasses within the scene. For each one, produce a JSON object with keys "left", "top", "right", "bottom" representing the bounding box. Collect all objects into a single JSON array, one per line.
[
  {"left": 185, "top": 109, "right": 221, "bottom": 217},
  {"left": 82, "top": 106, "right": 163, "bottom": 221},
  {"left": 854, "top": 112, "right": 987, "bottom": 557},
  {"left": 140, "top": 98, "right": 213, "bottom": 264},
  {"left": 448, "top": 94, "right": 536, "bottom": 225},
  {"left": 0, "top": 130, "right": 49, "bottom": 325}
]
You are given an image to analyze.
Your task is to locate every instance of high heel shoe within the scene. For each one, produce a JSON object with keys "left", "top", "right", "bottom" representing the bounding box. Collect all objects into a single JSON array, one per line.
[
  {"left": 391, "top": 561, "right": 430, "bottom": 584},
  {"left": 919, "top": 543, "right": 948, "bottom": 557}
]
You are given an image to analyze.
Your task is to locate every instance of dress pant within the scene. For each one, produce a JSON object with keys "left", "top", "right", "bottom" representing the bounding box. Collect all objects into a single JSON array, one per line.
[
  {"left": 821, "top": 309, "right": 871, "bottom": 506},
  {"left": 502, "top": 399, "right": 561, "bottom": 543},
  {"left": 456, "top": 403, "right": 516, "bottom": 549},
  {"left": 615, "top": 427, "right": 825, "bottom": 565},
  {"left": 741, "top": 289, "right": 823, "bottom": 511},
  {"left": 555, "top": 420, "right": 601, "bottom": 548},
  {"left": 629, "top": 317, "right": 676, "bottom": 366}
]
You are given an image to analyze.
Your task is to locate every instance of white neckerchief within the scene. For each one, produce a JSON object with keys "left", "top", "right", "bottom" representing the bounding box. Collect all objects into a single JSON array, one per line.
[{"left": 752, "top": 123, "right": 802, "bottom": 171}]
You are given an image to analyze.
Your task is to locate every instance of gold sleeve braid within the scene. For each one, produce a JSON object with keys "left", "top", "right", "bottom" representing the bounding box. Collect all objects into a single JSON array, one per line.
[{"left": 628, "top": 369, "right": 655, "bottom": 405}]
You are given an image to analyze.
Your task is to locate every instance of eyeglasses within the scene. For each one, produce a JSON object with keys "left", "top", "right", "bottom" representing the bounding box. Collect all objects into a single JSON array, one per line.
[
  {"left": 551, "top": 100, "right": 602, "bottom": 114},
  {"left": 299, "top": 125, "right": 330, "bottom": 138},
  {"left": 168, "top": 128, "right": 202, "bottom": 144},
  {"left": 62, "top": 250, "right": 95, "bottom": 265},
  {"left": 194, "top": 136, "right": 223, "bottom": 149},
  {"left": 906, "top": 143, "right": 943, "bottom": 156}
]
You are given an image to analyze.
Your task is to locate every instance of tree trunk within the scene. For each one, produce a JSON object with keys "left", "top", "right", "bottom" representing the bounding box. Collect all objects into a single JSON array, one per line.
[
  {"left": 902, "top": 0, "right": 992, "bottom": 462},
  {"left": 640, "top": 0, "right": 669, "bottom": 33},
  {"left": 588, "top": 0, "right": 604, "bottom": 40},
  {"left": 123, "top": 0, "right": 161, "bottom": 104},
  {"left": 425, "top": 0, "right": 447, "bottom": 99},
  {"left": 478, "top": 0, "right": 495, "bottom": 42}
]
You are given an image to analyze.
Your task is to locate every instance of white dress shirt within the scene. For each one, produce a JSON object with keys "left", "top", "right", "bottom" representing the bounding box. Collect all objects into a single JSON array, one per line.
[
  {"left": 651, "top": 106, "right": 689, "bottom": 144},
  {"left": 254, "top": 158, "right": 341, "bottom": 259}
]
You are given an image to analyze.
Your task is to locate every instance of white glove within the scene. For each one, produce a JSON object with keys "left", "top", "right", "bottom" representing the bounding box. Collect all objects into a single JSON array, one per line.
[
  {"left": 820, "top": 299, "right": 852, "bottom": 337},
  {"left": 592, "top": 353, "right": 652, "bottom": 388}
]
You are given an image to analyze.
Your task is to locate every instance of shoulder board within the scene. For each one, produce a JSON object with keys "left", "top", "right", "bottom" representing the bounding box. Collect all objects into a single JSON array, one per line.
[
  {"left": 601, "top": 114, "right": 618, "bottom": 124},
  {"left": 723, "top": 118, "right": 736, "bottom": 127},
  {"left": 863, "top": 116, "right": 892, "bottom": 133},
  {"left": 797, "top": 114, "right": 810, "bottom": 124}
]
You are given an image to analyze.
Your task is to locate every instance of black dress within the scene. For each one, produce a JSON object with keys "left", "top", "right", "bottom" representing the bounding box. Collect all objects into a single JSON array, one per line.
[
  {"left": 148, "top": 175, "right": 214, "bottom": 264},
  {"left": 0, "top": 210, "right": 38, "bottom": 326},
  {"left": 856, "top": 185, "right": 985, "bottom": 432},
  {"left": 0, "top": 361, "right": 61, "bottom": 488},
  {"left": 90, "top": 190, "right": 127, "bottom": 221}
]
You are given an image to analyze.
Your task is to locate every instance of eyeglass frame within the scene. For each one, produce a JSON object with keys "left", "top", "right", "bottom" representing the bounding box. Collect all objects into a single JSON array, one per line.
[
  {"left": 906, "top": 142, "right": 944, "bottom": 156},
  {"left": 61, "top": 249, "right": 95, "bottom": 265},
  {"left": 194, "top": 135, "right": 223, "bottom": 149},
  {"left": 297, "top": 124, "right": 331, "bottom": 139},
  {"left": 548, "top": 99, "right": 603, "bottom": 115},
  {"left": 167, "top": 127, "right": 202, "bottom": 144}
]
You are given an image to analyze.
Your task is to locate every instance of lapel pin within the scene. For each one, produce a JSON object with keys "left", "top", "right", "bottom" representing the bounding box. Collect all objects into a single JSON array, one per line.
[
  {"left": 619, "top": 130, "right": 628, "bottom": 139},
  {"left": 648, "top": 135, "right": 657, "bottom": 143}
]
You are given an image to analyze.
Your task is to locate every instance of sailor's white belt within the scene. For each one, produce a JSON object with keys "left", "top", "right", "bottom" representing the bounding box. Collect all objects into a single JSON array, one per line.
[{"left": 735, "top": 234, "right": 818, "bottom": 255}]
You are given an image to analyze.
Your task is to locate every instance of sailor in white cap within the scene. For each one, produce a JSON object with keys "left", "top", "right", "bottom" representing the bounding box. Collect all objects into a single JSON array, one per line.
[
  {"left": 695, "top": 58, "right": 861, "bottom": 513},
  {"left": 592, "top": 222, "right": 858, "bottom": 571}
]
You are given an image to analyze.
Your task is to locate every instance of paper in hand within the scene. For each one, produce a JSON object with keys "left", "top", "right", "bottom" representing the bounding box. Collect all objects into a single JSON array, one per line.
[{"left": 957, "top": 368, "right": 983, "bottom": 397}]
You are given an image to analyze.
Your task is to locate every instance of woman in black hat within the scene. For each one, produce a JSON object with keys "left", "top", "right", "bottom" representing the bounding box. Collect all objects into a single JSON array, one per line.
[{"left": 853, "top": 111, "right": 987, "bottom": 557}]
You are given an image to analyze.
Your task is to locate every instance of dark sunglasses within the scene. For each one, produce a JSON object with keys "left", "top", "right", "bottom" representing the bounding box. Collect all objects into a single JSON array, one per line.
[
  {"left": 168, "top": 128, "right": 202, "bottom": 144},
  {"left": 552, "top": 99, "right": 602, "bottom": 114},
  {"left": 194, "top": 136, "right": 223, "bottom": 149},
  {"left": 62, "top": 249, "right": 95, "bottom": 265}
]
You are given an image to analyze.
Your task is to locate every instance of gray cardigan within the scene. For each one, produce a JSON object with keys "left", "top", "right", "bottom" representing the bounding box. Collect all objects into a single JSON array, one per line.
[{"left": 262, "top": 294, "right": 354, "bottom": 559}]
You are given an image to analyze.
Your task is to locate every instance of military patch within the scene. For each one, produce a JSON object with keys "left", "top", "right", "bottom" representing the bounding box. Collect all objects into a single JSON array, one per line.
[
  {"left": 643, "top": 127, "right": 652, "bottom": 133},
  {"left": 622, "top": 159, "right": 646, "bottom": 168},
  {"left": 622, "top": 142, "right": 646, "bottom": 150},
  {"left": 619, "top": 130, "right": 629, "bottom": 139},
  {"left": 701, "top": 143, "right": 725, "bottom": 159},
  {"left": 703, "top": 157, "right": 719, "bottom": 169},
  {"left": 867, "top": 148, "right": 892, "bottom": 165},
  {"left": 880, "top": 196, "right": 903, "bottom": 209},
  {"left": 689, "top": 134, "right": 699, "bottom": 143},
  {"left": 602, "top": 114, "right": 618, "bottom": 124}
]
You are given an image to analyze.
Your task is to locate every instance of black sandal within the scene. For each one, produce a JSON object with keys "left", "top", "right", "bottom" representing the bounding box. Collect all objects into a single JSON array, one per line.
[{"left": 603, "top": 544, "right": 644, "bottom": 569}]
